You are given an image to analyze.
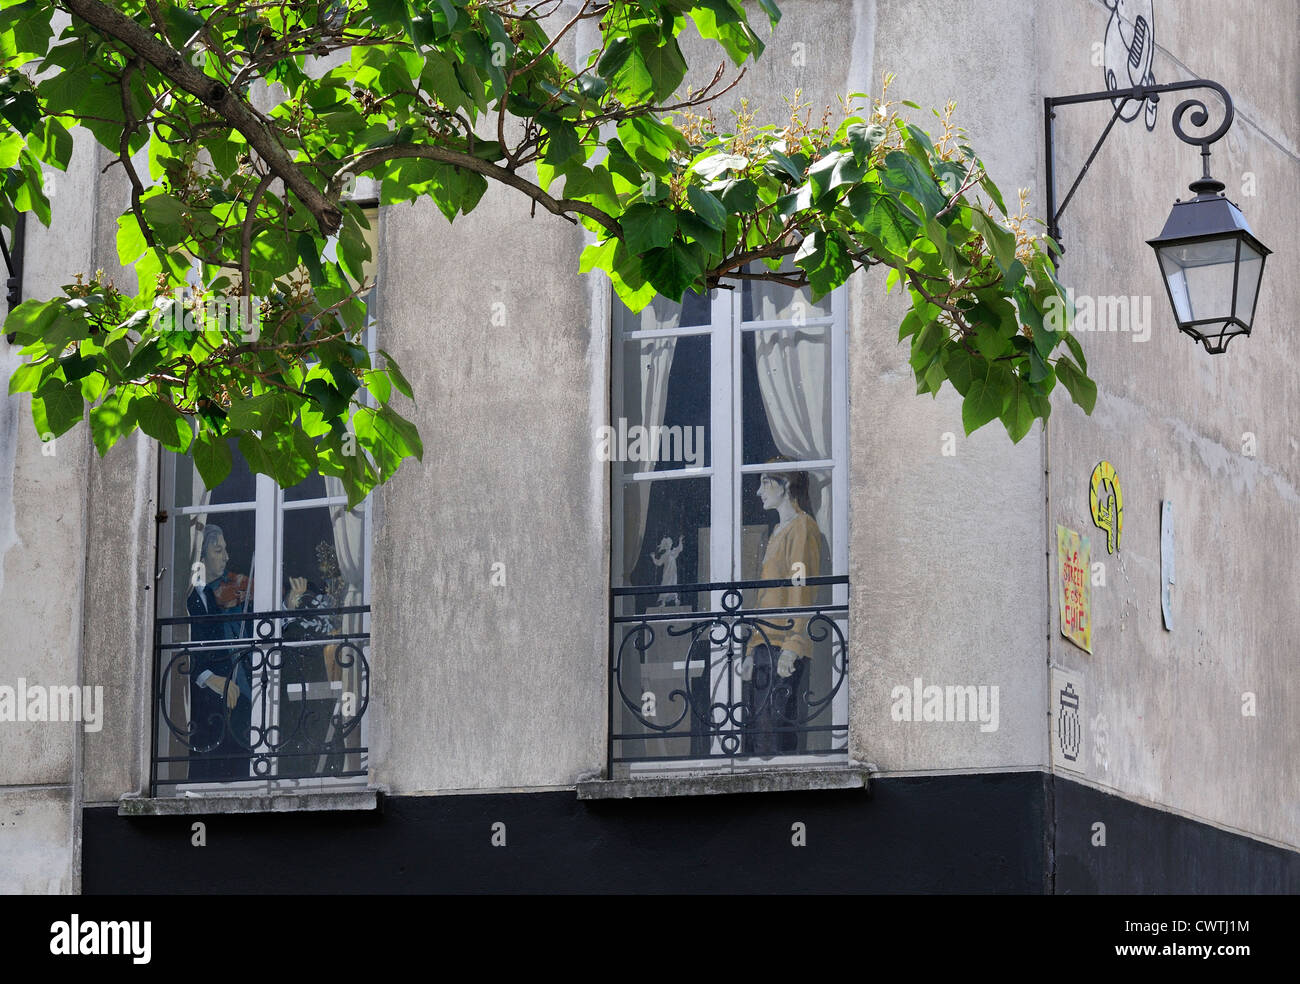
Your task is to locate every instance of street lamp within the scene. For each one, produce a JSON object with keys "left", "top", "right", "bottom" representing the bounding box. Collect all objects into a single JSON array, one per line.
[
  {"left": 1045, "top": 79, "right": 1270, "bottom": 353},
  {"left": 1146, "top": 176, "right": 1269, "bottom": 354}
]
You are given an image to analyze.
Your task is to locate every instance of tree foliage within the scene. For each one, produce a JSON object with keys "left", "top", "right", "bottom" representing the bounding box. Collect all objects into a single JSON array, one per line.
[{"left": 0, "top": 0, "right": 1090, "bottom": 506}]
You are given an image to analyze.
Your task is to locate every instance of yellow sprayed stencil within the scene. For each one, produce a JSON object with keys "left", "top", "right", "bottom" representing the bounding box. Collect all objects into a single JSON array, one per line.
[{"left": 1089, "top": 460, "right": 1122, "bottom": 554}]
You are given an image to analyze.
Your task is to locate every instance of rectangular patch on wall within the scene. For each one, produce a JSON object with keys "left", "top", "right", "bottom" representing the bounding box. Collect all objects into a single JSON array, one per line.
[
  {"left": 1051, "top": 666, "right": 1085, "bottom": 774},
  {"left": 1057, "top": 525, "right": 1092, "bottom": 654}
]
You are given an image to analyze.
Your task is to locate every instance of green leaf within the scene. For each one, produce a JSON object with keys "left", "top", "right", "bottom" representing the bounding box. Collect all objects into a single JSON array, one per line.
[
  {"left": 123, "top": 337, "right": 164, "bottom": 380},
  {"left": 1000, "top": 378, "right": 1036, "bottom": 443},
  {"left": 904, "top": 123, "right": 936, "bottom": 158},
  {"left": 237, "top": 432, "right": 277, "bottom": 481},
  {"left": 942, "top": 347, "right": 977, "bottom": 396},
  {"left": 847, "top": 183, "right": 917, "bottom": 259},
  {"left": 717, "top": 177, "right": 758, "bottom": 214},
  {"left": 756, "top": 0, "right": 782, "bottom": 29},
  {"left": 685, "top": 185, "right": 726, "bottom": 231},
  {"left": 58, "top": 349, "right": 96, "bottom": 381},
  {"left": 908, "top": 318, "right": 944, "bottom": 375},
  {"left": 967, "top": 294, "right": 1017, "bottom": 360},
  {"left": 882, "top": 150, "right": 947, "bottom": 219},
  {"left": 304, "top": 377, "right": 350, "bottom": 420},
  {"left": 897, "top": 308, "right": 924, "bottom": 342},
  {"left": 695, "top": 152, "right": 748, "bottom": 180},
  {"left": 228, "top": 392, "right": 289, "bottom": 432},
  {"left": 376, "top": 404, "right": 424, "bottom": 462},
  {"left": 846, "top": 121, "right": 886, "bottom": 163},
  {"left": 141, "top": 194, "right": 186, "bottom": 243},
  {"left": 192, "top": 432, "right": 233, "bottom": 488},
  {"left": 597, "top": 36, "right": 634, "bottom": 78},
  {"left": 159, "top": 3, "right": 206, "bottom": 48},
  {"left": 794, "top": 230, "right": 854, "bottom": 301},
  {"left": 807, "top": 150, "right": 867, "bottom": 200},
  {"left": 133, "top": 395, "right": 191, "bottom": 451},
  {"left": 1027, "top": 346, "right": 1051, "bottom": 383},
  {"left": 1062, "top": 330, "right": 1088, "bottom": 374},
  {"left": 766, "top": 148, "right": 805, "bottom": 184},
  {"left": 675, "top": 211, "right": 721, "bottom": 253},
  {"left": 980, "top": 173, "right": 1008, "bottom": 215},
  {"left": 688, "top": 0, "right": 757, "bottom": 64},
  {"left": 7, "top": 358, "right": 49, "bottom": 395},
  {"left": 0, "top": 132, "right": 23, "bottom": 169},
  {"left": 116, "top": 212, "right": 148, "bottom": 265},
  {"left": 640, "top": 242, "right": 703, "bottom": 300},
  {"left": 31, "top": 378, "right": 83, "bottom": 437},
  {"left": 377, "top": 349, "right": 414, "bottom": 400},
  {"left": 0, "top": 86, "right": 39, "bottom": 135},
  {"left": 961, "top": 362, "right": 1012, "bottom": 435},
  {"left": 634, "top": 33, "right": 687, "bottom": 101},
  {"left": 3, "top": 297, "right": 60, "bottom": 345},
  {"left": 88, "top": 390, "right": 135, "bottom": 455},
  {"left": 421, "top": 49, "right": 470, "bottom": 112},
  {"left": 297, "top": 232, "right": 325, "bottom": 286},
  {"left": 368, "top": 0, "right": 413, "bottom": 34},
  {"left": 1055, "top": 356, "right": 1097, "bottom": 414},
  {"left": 622, "top": 204, "right": 677, "bottom": 254},
  {"left": 27, "top": 117, "right": 72, "bottom": 170},
  {"left": 541, "top": 114, "right": 582, "bottom": 169},
  {"left": 972, "top": 211, "right": 1017, "bottom": 273}
]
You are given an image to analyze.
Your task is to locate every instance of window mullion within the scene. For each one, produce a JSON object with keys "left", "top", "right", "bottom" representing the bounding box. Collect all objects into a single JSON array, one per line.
[
  {"left": 832, "top": 286, "right": 849, "bottom": 583},
  {"left": 253, "top": 474, "right": 276, "bottom": 613},
  {"left": 708, "top": 287, "right": 733, "bottom": 587}
]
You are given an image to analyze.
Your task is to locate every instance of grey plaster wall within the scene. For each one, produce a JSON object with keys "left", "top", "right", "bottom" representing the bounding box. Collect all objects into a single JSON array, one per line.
[
  {"left": 0, "top": 116, "right": 101, "bottom": 890},
  {"left": 0, "top": 787, "right": 74, "bottom": 893},
  {"left": 845, "top": 0, "right": 1050, "bottom": 774},
  {"left": 76, "top": 149, "right": 158, "bottom": 808},
  {"left": 371, "top": 164, "right": 608, "bottom": 793},
  {"left": 1039, "top": 0, "right": 1299, "bottom": 849}
]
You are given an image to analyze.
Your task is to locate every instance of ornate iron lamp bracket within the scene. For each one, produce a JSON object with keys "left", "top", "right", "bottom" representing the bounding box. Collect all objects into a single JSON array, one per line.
[{"left": 1044, "top": 79, "right": 1235, "bottom": 265}]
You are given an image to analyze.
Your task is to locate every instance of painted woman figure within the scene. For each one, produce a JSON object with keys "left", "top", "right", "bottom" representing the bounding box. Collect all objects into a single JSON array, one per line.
[
  {"left": 746, "top": 463, "right": 823, "bottom": 757},
  {"left": 185, "top": 524, "right": 254, "bottom": 782}
]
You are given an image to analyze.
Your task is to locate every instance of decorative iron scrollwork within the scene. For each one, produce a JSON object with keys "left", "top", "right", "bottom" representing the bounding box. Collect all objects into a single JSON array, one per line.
[
  {"left": 610, "top": 577, "right": 849, "bottom": 764},
  {"left": 152, "top": 606, "right": 370, "bottom": 791}
]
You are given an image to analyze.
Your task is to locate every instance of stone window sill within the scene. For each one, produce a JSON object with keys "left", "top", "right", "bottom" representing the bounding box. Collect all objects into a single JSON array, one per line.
[
  {"left": 576, "top": 763, "right": 871, "bottom": 800},
  {"left": 117, "top": 787, "right": 384, "bottom": 816}
]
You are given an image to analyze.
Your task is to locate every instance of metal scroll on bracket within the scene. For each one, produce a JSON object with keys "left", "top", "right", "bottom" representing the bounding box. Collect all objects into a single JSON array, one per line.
[{"left": 1044, "top": 77, "right": 1236, "bottom": 266}]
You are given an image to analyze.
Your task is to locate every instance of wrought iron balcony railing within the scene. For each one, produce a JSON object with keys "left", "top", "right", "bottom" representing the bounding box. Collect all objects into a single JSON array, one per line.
[
  {"left": 151, "top": 605, "right": 370, "bottom": 794},
  {"left": 609, "top": 576, "right": 849, "bottom": 772}
]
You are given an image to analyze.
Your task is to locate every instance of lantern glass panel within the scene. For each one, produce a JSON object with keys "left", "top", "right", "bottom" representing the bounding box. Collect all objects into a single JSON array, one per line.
[
  {"left": 1157, "top": 238, "right": 1238, "bottom": 323},
  {"left": 1234, "top": 240, "right": 1264, "bottom": 322}
]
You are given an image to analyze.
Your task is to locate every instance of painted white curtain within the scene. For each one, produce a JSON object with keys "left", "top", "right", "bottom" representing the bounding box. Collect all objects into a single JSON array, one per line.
[
  {"left": 753, "top": 327, "right": 832, "bottom": 533},
  {"left": 321, "top": 477, "right": 367, "bottom": 629},
  {"left": 626, "top": 335, "right": 676, "bottom": 579}
]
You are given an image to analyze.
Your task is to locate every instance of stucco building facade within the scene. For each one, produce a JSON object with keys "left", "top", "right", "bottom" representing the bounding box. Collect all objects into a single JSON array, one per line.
[{"left": 1, "top": 0, "right": 1297, "bottom": 893}]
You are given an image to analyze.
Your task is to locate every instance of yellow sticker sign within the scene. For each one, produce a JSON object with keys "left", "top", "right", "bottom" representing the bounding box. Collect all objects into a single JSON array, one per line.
[
  {"left": 1057, "top": 525, "right": 1092, "bottom": 654},
  {"left": 1090, "top": 461, "right": 1122, "bottom": 554}
]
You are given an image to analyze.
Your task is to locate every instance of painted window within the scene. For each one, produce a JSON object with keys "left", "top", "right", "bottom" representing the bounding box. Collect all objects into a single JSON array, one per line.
[
  {"left": 609, "top": 271, "right": 850, "bottom": 774},
  {"left": 149, "top": 208, "right": 377, "bottom": 793}
]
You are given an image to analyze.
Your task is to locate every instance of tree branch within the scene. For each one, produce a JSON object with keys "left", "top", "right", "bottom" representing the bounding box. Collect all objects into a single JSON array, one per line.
[
  {"left": 61, "top": 0, "right": 344, "bottom": 236},
  {"left": 240, "top": 168, "right": 276, "bottom": 299},
  {"left": 335, "top": 143, "right": 623, "bottom": 240}
]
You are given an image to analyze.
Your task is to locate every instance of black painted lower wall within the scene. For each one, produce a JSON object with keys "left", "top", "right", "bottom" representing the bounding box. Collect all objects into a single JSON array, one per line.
[
  {"left": 81, "top": 772, "right": 1298, "bottom": 893},
  {"left": 1052, "top": 777, "right": 1300, "bottom": 893}
]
